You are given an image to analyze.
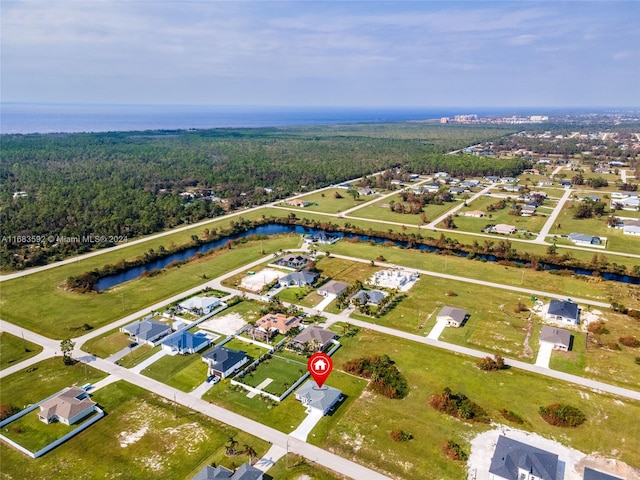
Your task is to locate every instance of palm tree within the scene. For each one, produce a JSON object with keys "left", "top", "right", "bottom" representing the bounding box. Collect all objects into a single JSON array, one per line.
[
  {"left": 243, "top": 444, "right": 258, "bottom": 463},
  {"left": 226, "top": 436, "right": 239, "bottom": 456}
]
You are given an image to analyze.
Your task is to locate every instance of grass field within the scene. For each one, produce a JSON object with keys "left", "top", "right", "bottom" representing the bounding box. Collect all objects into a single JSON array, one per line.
[
  {"left": 349, "top": 194, "right": 460, "bottom": 226},
  {"left": 82, "top": 328, "right": 133, "bottom": 358},
  {"left": 1, "top": 381, "right": 270, "bottom": 480},
  {"left": 452, "top": 195, "right": 551, "bottom": 233},
  {"left": 321, "top": 323, "right": 640, "bottom": 480},
  {"left": 293, "top": 189, "right": 378, "bottom": 214},
  {"left": 141, "top": 346, "right": 210, "bottom": 392},
  {"left": 0, "top": 235, "right": 300, "bottom": 338},
  {"left": 241, "top": 354, "right": 307, "bottom": 396},
  {"left": 0, "top": 358, "right": 106, "bottom": 408},
  {"left": 324, "top": 240, "right": 640, "bottom": 308},
  {"left": 223, "top": 338, "right": 270, "bottom": 361},
  {"left": 0, "top": 332, "right": 42, "bottom": 370},
  {"left": 265, "top": 454, "right": 348, "bottom": 480}
]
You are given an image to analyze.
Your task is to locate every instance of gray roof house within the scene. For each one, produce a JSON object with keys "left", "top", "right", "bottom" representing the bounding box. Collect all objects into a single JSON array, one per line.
[
  {"left": 583, "top": 467, "right": 623, "bottom": 480},
  {"left": 489, "top": 435, "right": 558, "bottom": 480},
  {"left": 569, "top": 232, "right": 601, "bottom": 246},
  {"left": 38, "top": 387, "right": 97, "bottom": 426},
  {"left": 279, "top": 270, "right": 319, "bottom": 287},
  {"left": 545, "top": 300, "right": 580, "bottom": 325},
  {"left": 318, "top": 280, "right": 349, "bottom": 298},
  {"left": 437, "top": 306, "right": 468, "bottom": 328},
  {"left": 192, "top": 463, "right": 263, "bottom": 480},
  {"left": 120, "top": 319, "right": 172, "bottom": 345},
  {"left": 539, "top": 326, "right": 572, "bottom": 352},
  {"left": 350, "top": 289, "right": 385, "bottom": 306},
  {"left": 202, "top": 346, "right": 248, "bottom": 378},
  {"left": 295, "top": 380, "right": 342, "bottom": 415},
  {"left": 289, "top": 326, "right": 337, "bottom": 352}
]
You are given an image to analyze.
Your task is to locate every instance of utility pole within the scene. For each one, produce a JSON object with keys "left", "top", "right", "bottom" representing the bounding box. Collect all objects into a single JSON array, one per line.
[
  {"left": 174, "top": 393, "right": 177, "bottom": 419},
  {"left": 121, "top": 292, "right": 125, "bottom": 312},
  {"left": 21, "top": 331, "right": 27, "bottom": 352}
]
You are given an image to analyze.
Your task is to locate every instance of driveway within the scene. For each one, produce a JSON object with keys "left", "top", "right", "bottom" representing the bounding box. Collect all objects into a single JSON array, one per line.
[
  {"left": 315, "top": 295, "right": 335, "bottom": 312},
  {"left": 129, "top": 349, "right": 168, "bottom": 374},
  {"left": 427, "top": 319, "right": 448, "bottom": 340},
  {"left": 535, "top": 341, "right": 553, "bottom": 368},
  {"left": 289, "top": 409, "right": 324, "bottom": 441}
]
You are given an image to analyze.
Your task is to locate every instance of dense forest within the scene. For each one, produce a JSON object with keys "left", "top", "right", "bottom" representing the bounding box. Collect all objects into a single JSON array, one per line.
[{"left": 0, "top": 123, "right": 519, "bottom": 269}]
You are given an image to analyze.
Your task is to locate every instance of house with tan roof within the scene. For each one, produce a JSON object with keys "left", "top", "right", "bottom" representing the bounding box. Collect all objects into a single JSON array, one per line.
[
  {"left": 38, "top": 387, "right": 97, "bottom": 425},
  {"left": 252, "top": 313, "right": 302, "bottom": 341},
  {"left": 289, "top": 326, "right": 337, "bottom": 353},
  {"left": 464, "top": 210, "right": 486, "bottom": 217}
]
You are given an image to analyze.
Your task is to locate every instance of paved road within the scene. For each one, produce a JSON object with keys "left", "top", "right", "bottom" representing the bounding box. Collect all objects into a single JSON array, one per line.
[{"left": 534, "top": 186, "right": 573, "bottom": 243}]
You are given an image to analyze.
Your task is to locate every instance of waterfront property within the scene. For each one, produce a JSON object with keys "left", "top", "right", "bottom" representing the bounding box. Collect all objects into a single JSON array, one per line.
[
  {"left": 569, "top": 232, "right": 602, "bottom": 247},
  {"left": 272, "top": 254, "right": 312, "bottom": 270}
]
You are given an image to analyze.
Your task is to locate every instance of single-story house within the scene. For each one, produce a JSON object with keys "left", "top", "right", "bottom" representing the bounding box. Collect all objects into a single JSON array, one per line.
[
  {"left": 289, "top": 326, "right": 337, "bottom": 352},
  {"left": 350, "top": 289, "right": 386, "bottom": 306},
  {"left": 272, "top": 254, "right": 311, "bottom": 270},
  {"left": 255, "top": 313, "right": 302, "bottom": 335},
  {"left": 318, "top": 280, "right": 350, "bottom": 298},
  {"left": 459, "top": 180, "right": 480, "bottom": 188},
  {"left": 545, "top": 299, "right": 580, "bottom": 325},
  {"left": 422, "top": 183, "right": 441, "bottom": 193},
  {"left": 368, "top": 269, "right": 417, "bottom": 289},
  {"left": 336, "top": 182, "right": 354, "bottom": 189},
  {"left": 491, "top": 224, "right": 517, "bottom": 235},
  {"left": 485, "top": 176, "right": 500, "bottom": 183},
  {"left": 449, "top": 187, "right": 464, "bottom": 195},
  {"left": 579, "top": 195, "right": 601, "bottom": 202},
  {"left": 523, "top": 168, "right": 540, "bottom": 175},
  {"left": 287, "top": 199, "right": 310, "bottom": 207},
  {"left": 538, "top": 180, "right": 553, "bottom": 187},
  {"left": 583, "top": 467, "right": 623, "bottom": 480},
  {"left": 279, "top": 270, "right": 319, "bottom": 287},
  {"left": 192, "top": 462, "right": 264, "bottom": 480},
  {"left": 303, "top": 232, "right": 340, "bottom": 244},
  {"left": 434, "top": 172, "right": 449, "bottom": 178},
  {"left": 464, "top": 210, "right": 486, "bottom": 218},
  {"left": 295, "top": 380, "right": 342, "bottom": 415},
  {"left": 162, "top": 331, "right": 210, "bottom": 355},
  {"left": 539, "top": 326, "right": 572, "bottom": 352},
  {"left": 202, "top": 346, "right": 248, "bottom": 378},
  {"left": 568, "top": 232, "right": 601, "bottom": 246},
  {"left": 358, "top": 187, "right": 376, "bottom": 196},
  {"left": 489, "top": 435, "right": 558, "bottom": 480},
  {"left": 437, "top": 306, "right": 468, "bottom": 328},
  {"left": 521, "top": 205, "right": 536, "bottom": 215},
  {"left": 179, "top": 296, "right": 221, "bottom": 315},
  {"left": 503, "top": 185, "right": 521, "bottom": 193},
  {"left": 500, "top": 177, "right": 518, "bottom": 184},
  {"left": 623, "top": 221, "right": 640, "bottom": 235},
  {"left": 38, "top": 387, "right": 96, "bottom": 425},
  {"left": 120, "top": 319, "right": 172, "bottom": 346}
]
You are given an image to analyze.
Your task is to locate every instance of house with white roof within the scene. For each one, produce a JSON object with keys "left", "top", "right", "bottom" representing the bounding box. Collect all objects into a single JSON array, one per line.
[
  {"left": 179, "top": 296, "right": 221, "bottom": 315},
  {"left": 295, "top": 380, "right": 342, "bottom": 415}
]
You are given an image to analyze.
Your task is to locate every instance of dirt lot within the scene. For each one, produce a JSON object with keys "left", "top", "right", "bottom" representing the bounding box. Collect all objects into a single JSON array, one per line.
[
  {"left": 199, "top": 313, "right": 247, "bottom": 336},
  {"left": 240, "top": 268, "right": 287, "bottom": 292}
]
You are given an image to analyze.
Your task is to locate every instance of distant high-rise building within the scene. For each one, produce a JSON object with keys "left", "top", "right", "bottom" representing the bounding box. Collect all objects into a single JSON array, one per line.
[{"left": 530, "top": 115, "right": 549, "bottom": 122}]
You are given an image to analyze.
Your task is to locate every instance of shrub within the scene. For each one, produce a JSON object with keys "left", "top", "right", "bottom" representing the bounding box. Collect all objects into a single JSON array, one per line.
[
  {"left": 619, "top": 337, "right": 640, "bottom": 348},
  {"left": 429, "top": 387, "right": 490, "bottom": 423},
  {"left": 635, "top": 357, "right": 640, "bottom": 365},
  {"left": 587, "top": 321, "right": 609, "bottom": 335},
  {"left": 390, "top": 430, "right": 413, "bottom": 442},
  {"left": 539, "top": 403, "right": 586, "bottom": 427},
  {"left": 344, "top": 355, "right": 409, "bottom": 399},
  {"left": 445, "top": 290, "right": 457, "bottom": 297},
  {"left": 0, "top": 404, "right": 20, "bottom": 421},
  {"left": 477, "top": 355, "right": 505, "bottom": 371},
  {"left": 441, "top": 440, "right": 468, "bottom": 461}
]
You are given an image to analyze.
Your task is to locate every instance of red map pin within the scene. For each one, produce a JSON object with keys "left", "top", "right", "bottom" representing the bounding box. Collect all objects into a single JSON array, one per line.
[{"left": 307, "top": 352, "right": 333, "bottom": 388}]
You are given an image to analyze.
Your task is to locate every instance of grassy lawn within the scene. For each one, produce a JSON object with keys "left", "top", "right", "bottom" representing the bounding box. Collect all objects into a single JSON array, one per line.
[
  {"left": 266, "top": 454, "right": 348, "bottom": 480},
  {"left": 324, "top": 240, "right": 640, "bottom": 308},
  {"left": 202, "top": 379, "right": 309, "bottom": 433},
  {"left": 223, "top": 338, "right": 270, "bottom": 361},
  {"left": 349, "top": 194, "right": 460, "bottom": 226},
  {"left": 241, "top": 355, "right": 306, "bottom": 396},
  {"left": 1, "top": 381, "right": 270, "bottom": 480},
  {"left": 211, "top": 299, "right": 264, "bottom": 323},
  {"left": 321, "top": 323, "right": 640, "bottom": 480},
  {"left": 141, "top": 347, "right": 210, "bottom": 392},
  {"left": 0, "top": 357, "right": 106, "bottom": 408},
  {"left": 315, "top": 255, "right": 378, "bottom": 283},
  {"left": 82, "top": 328, "right": 133, "bottom": 358},
  {"left": 452, "top": 195, "right": 551, "bottom": 233},
  {"left": 292, "top": 189, "right": 378, "bottom": 214},
  {"left": 0, "top": 332, "right": 42, "bottom": 370},
  {"left": 117, "top": 345, "right": 157, "bottom": 368},
  {"left": 0, "top": 235, "right": 300, "bottom": 339},
  {"left": 3, "top": 410, "right": 99, "bottom": 452}
]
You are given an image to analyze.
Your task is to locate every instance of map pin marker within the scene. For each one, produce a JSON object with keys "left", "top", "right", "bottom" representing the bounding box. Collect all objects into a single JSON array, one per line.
[{"left": 307, "top": 352, "right": 333, "bottom": 388}]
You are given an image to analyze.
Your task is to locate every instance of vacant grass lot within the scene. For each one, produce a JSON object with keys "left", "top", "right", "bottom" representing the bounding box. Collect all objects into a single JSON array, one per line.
[
  {"left": 349, "top": 194, "right": 460, "bottom": 225},
  {"left": 142, "top": 347, "right": 210, "bottom": 392},
  {"left": 0, "top": 235, "right": 299, "bottom": 338},
  {"left": 322, "top": 324, "right": 640, "bottom": 480},
  {"left": 1, "top": 381, "right": 269, "bottom": 480},
  {"left": 293, "top": 189, "right": 378, "bottom": 214},
  {"left": 82, "top": 328, "right": 133, "bottom": 358},
  {"left": 315, "top": 256, "right": 378, "bottom": 284},
  {"left": 266, "top": 454, "right": 347, "bottom": 480},
  {"left": 223, "top": 338, "right": 269, "bottom": 361},
  {"left": 325, "top": 240, "right": 640, "bottom": 308},
  {"left": 453, "top": 195, "right": 551, "bottom": 233},
  {"left": 0, "top": 358, "right": 106, "bottom": 408},
  {"left": 0, "top": 332, "right": 42, "bottom": 370}
]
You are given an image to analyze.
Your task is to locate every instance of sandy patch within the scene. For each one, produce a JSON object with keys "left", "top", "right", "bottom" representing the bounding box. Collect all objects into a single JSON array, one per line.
[
  {"left": 240, "top": 268, "right": 287, "bottom": 292},
  {"left": 199, "top": 313, "right": 247, "bottom": 335},
  {"left": 118, "top": 425, "right": 149, "bottom": 448},
  {"left": 467, "top": 425, "right": 639, "bottom": 480}
]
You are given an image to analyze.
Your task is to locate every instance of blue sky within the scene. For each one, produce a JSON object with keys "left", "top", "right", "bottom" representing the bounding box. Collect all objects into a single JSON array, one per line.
[{"left": 1, "top": 1, "right": 639, "bottom": 107}]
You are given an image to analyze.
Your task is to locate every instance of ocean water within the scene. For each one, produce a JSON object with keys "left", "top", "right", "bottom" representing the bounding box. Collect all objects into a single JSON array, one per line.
[{"left": 0, "top": 103, "right": 529, "bottom": 134}]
